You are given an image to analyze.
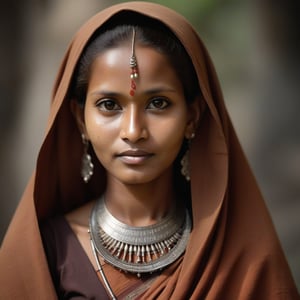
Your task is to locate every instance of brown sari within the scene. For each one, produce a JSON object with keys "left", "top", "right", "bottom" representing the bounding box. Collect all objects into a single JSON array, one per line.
[{"left": 0, "top": 2, "right": 298, "bottom": 299}]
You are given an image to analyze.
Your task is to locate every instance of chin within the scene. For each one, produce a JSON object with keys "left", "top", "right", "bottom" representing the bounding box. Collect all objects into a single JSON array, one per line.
[
  {"left": 117, "top": 176, "right": 155, "bottom": 186},
  {"left": 111, "top": 167, "right": 173, "bottom": 186},
  {"left": 110, "top": 169, "right": 161, "bottom": 186}
]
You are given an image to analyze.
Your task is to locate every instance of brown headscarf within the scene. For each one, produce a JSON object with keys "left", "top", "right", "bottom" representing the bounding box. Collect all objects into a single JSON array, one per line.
[{"left": 0, "top": 2, "right": 298, "bottom": 299}]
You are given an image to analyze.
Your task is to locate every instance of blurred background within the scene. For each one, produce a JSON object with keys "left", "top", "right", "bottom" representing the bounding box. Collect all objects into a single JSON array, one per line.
[{"left": 0, "top": 0, "right": 299, "bottom": 290}]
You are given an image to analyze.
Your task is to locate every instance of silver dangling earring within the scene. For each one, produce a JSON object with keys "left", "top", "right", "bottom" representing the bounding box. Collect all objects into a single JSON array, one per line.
[
  {"left": 81, "top": 133, "right": 94, "bottom": 183},
  {"left": 180, "top": 133, "right": 195, "bottom": 181}
]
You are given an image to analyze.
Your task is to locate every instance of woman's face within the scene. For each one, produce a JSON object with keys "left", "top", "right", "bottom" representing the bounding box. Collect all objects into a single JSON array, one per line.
[{"left": 79, "top": 43, "right": 196, "bottom": 185}]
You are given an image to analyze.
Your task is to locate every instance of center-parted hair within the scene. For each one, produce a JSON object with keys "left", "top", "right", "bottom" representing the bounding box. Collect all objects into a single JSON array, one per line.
[{"left": 71, "top": 11, "right": 201, "bottom": 106}]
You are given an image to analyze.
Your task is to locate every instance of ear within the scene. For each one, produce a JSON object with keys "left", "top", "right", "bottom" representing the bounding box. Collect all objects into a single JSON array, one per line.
[
  {"left": 185, "top": 95, "right": 201, "bottom": 139},
  {"left": 70, "top": 100, "right": 89, "bottom": 138}
]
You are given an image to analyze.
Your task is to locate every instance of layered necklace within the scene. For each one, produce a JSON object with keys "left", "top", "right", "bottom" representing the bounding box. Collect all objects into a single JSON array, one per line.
[{"left": 89, "top": 196, "right": 191, "bottom": 297}]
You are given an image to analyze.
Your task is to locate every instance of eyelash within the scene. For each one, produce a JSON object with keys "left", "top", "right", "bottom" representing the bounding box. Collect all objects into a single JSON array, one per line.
[
  {"left": 95, "top": 97, "right": 171, "bottom": 112},
  {"left": 96, "top": 99, "right": 121, "bottom": 111},
  {"left": 147, "top": 97, "right": 170, "bottom": 110}
]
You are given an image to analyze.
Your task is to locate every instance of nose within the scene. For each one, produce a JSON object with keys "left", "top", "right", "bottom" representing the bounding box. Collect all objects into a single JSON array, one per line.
[{"left": 120, "top": 105, "right": 148, "bottom": 143}]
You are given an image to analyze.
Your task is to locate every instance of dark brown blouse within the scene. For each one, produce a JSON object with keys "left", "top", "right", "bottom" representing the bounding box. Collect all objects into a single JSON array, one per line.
[{"left": 41, "top": 217, "right": 109, "bottom": 300}]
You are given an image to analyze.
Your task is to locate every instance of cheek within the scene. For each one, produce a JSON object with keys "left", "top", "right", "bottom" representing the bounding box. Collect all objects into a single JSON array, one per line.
[
  {"left": 85, "top": 120, "right": 114, "bottom": 166},
  {"left": 155, "top": 118, "right": 187, "bottom": 151},
  {"left": 84, "top": 111, "right": 117, "bottom": 147},
  {"left": 85, "top": 107, "right": 115, "bottom": 141}
]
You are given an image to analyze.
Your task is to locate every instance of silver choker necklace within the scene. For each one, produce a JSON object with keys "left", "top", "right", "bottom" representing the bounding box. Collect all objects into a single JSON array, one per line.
[{"left": 89, "top": 196, "right": 191, "bottom": 278}]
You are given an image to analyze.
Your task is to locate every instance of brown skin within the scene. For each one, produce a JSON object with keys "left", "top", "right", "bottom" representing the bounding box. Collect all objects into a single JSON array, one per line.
[{"left": 69, "top": 43, "right": 200, "bottom": 270}]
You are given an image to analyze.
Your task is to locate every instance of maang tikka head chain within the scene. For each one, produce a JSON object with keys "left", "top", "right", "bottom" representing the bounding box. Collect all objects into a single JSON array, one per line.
[{"left": 129, "top": 28, "right": 139, "bottom": 96}]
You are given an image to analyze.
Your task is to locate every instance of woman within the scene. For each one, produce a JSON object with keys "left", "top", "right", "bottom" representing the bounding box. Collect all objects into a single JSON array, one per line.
[{"left": 0, "top": 2, "right": 298, "bottom": 299}]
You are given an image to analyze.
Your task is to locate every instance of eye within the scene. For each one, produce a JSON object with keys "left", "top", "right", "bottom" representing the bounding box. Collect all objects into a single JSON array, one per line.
[
  {"left": 147, "top": 97, "right": 170, "bottom": 110},
  {"left": 96, "top": 99, "right": 121, "bottom": 111}
]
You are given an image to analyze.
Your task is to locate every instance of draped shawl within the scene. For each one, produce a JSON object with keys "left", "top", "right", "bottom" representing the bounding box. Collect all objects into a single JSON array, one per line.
[{"left": 0, "top": 2, "right": 298, "bottom": 299}]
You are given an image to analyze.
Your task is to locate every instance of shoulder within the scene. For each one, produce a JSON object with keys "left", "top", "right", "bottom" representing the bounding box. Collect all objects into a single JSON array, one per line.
[
  {"left": 40, "top": 200, "right": 95, "bottom": 255},
  {"left": 39, "top": 200, "right": 95, "bottom": 268},
  {"left": 65, "top": 200, "right": 96, "bottom": 228}
]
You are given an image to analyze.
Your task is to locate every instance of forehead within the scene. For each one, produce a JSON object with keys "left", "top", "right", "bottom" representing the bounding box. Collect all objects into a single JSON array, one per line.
[{"left": 88, "top": 44, "right": 183, "bottom": 93}]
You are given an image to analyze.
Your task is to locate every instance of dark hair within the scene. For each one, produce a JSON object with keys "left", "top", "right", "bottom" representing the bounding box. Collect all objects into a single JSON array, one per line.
[{"left": 71, "top": 11, "right": 200, "bottom": 106}]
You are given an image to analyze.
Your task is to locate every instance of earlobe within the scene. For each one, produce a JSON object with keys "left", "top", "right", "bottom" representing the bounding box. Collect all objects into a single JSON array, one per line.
[
  {"left": 191, "top": 95, "right": 202, "bottom": 125},
  {"left": 185, "top": 95, "right": 202, "bottom": 138},
  {"left": 184, "top": 125, "right": 195, "bottom": 140},
  {"left": 70, "top": 100, "right": 88, "bottom": 137}
]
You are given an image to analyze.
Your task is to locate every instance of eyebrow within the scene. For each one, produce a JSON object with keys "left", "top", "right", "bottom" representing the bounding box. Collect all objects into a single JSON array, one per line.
[
  {"left": 89, "top": 87, "right": 177, "bottom": 97},
  {"left": 144, "top": 87, "right": 177, "bottom": 94},
  {"left": 90, "top": 90, "right": 120, "bottom": 97}
]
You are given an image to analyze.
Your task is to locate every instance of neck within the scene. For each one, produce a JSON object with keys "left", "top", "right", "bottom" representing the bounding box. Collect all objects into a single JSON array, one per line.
[{"left": 104, "top": 171, "right": 176, "bottom": 227}]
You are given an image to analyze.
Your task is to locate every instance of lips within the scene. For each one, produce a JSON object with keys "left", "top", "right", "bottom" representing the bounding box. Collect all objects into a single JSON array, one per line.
[{"left": 116, "top": 149, "right": 153, "bottom": 165}]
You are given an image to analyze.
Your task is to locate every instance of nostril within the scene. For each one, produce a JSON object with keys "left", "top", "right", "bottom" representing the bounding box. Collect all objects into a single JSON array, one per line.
[
  {"left": 120, "top": 127, "right": 148, "bottom": 143},
  {"left": 120, "top": 109, "right": 148, "bottom": 142}
]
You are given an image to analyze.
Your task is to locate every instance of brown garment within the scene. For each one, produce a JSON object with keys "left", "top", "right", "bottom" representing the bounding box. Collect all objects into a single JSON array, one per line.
[
  {"left": 0, "top": 2, "right": 299, "bottom": 299},
  {"left": 41, "top": 217, "right": 109, "bottom": 299},
  {"left": 41, "top": 216, "right": 156, "bottom": 299}
]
